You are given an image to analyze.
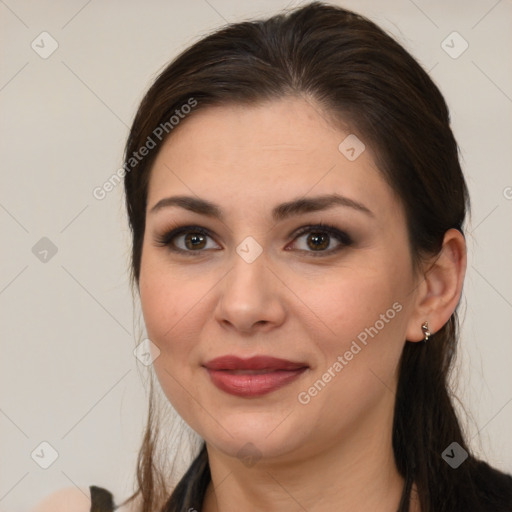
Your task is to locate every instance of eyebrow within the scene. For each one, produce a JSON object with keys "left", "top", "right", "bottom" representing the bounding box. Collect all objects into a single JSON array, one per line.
[{"left": 149, "top": 193, "right": 374, "bottom": 221}]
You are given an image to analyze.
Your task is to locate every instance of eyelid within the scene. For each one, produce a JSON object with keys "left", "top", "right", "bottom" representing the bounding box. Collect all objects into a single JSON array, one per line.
[{"left": 290, "top": 223, "right": 352, "bottom": 244}]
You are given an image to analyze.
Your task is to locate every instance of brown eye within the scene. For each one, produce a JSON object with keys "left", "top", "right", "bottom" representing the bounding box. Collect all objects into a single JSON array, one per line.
[
  {"left": 155, "top": 226, "right": 221, "bottom": 255},
  {"left": 306, "top": 232, "right": 330, "bottom": 251},
  {"left": 184, "top": 232, "right": 208, "bottom": 250},
  {"left": 289, "top": 224, "right": 353, "bottom": 256}
]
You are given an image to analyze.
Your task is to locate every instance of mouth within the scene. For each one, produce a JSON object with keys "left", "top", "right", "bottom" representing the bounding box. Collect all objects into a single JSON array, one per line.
[
  {"left": 203, "top": 355, "right": 309, "bottom": 397},
  {"left": 217, "top": 369, "right": 291, "bottom": 375},
  {"left": 203, "top": 355, "right": 308, "bottom": 371}
]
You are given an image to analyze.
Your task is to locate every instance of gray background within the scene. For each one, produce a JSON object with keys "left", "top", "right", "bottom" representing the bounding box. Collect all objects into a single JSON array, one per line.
[{"left": 1, "top": 0, "right": 511, "bottom": 510}]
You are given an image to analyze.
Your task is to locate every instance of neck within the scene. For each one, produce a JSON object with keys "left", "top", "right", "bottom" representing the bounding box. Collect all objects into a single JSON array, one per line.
[{"left": 201, "top": 394, "right": 418, "bottom": 512}]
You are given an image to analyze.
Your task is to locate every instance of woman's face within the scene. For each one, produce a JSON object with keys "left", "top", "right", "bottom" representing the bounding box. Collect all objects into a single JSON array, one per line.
[{"left": 139, "top": 97, "right": 421, "bottom": 463}]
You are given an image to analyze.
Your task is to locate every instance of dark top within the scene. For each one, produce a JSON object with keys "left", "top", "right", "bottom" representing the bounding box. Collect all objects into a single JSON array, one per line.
[{"left": 89, "top": 486, "right": 114, "bottom": 512}]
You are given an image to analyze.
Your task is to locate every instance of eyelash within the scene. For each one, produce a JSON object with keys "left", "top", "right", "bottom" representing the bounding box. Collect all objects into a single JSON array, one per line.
[{"left": 154, "top": 223, "right": 353, "bottom": 257}]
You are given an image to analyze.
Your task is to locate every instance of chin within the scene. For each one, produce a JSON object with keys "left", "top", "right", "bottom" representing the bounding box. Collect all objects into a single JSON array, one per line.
[
  {"left": 206, "top": 431, "right": 301, "bottom": 464},
  {"left": 197, "top": 410, "right": 308, "bottom": 461}
]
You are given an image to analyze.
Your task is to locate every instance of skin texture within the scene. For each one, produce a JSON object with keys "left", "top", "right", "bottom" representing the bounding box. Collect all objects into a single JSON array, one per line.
[
  {"left": 30, "top": 487, "right": 91, "bottom": 512},
  {"left": 30, "top": 487, "right": 137, "bottom": 512},
  {"left": 138, "top": 97, "right": 466, "bottom": 512}
]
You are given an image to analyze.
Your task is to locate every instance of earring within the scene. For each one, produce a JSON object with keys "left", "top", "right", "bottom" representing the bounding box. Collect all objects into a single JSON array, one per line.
[{"left": 421, "top": 321, "right": 431, "bottom": 343}]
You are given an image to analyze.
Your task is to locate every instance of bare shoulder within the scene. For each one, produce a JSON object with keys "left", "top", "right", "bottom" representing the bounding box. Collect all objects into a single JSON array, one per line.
[
  {"left": 30, "top": 485, "right": 141, "bottom": 512},
  {"left": 30, "top": 486, "right": 92, "bottom": 512}
]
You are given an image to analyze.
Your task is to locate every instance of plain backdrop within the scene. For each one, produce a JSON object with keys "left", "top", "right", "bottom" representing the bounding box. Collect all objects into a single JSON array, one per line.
[{"left": 1, "top": 1, "right": 511, "bottom": 510}]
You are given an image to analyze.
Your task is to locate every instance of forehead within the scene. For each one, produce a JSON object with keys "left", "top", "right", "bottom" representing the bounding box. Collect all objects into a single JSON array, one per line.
[{"left": 147, "top": 97, "right": 402, "bottom": 222}]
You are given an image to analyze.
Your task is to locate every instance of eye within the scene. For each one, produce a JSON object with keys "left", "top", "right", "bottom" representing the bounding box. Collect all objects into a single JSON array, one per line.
[
  {"left": 155, "top": 222, "right": 353, "bottom": 257},
  {"left": 155, "top": 225, "right": 220, "bottom": 255},
  {"left": 287, "top": 223, "right": 353, "bottom": 256}
]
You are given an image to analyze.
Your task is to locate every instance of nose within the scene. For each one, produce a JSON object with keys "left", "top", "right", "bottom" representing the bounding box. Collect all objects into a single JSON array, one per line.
[{"left": 214, "top": 248, "right": 286, "bottom": 334}]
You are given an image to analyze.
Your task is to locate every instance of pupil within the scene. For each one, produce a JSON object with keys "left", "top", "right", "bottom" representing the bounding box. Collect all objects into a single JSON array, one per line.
[
  {"left": 308, "top": 233, "right": 329, "bottom": 250},
  {"left": 186, "top": 233, "right": 206, "bottom": 250}
]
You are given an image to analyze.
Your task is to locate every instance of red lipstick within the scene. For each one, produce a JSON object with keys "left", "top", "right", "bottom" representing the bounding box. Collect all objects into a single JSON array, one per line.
[{"left": 203, "top": 355, "right": 308, "bottom": 397}]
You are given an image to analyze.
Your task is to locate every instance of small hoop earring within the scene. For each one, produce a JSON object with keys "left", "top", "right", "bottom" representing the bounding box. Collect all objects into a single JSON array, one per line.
[{"left": 421, "top": 321, "right": 431, "bottom": 343}]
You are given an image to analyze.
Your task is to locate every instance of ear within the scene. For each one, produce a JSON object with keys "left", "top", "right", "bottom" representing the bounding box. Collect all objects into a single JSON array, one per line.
[{"left": 405, "top": 228, "right": 467, "bottom": 342}]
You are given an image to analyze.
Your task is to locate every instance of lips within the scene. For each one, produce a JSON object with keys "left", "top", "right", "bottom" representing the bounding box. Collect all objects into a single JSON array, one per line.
[
  {"left": 203, "top": 355, "right": 308, "bottom": 397},
  {"left": 203, "top": 355, "right": 307, "bottom": 371}
]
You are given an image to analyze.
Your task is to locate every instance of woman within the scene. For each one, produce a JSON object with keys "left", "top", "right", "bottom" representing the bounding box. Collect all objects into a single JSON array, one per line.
[{"left": 35, "top": 2, "right": 512, "bottom": 511}]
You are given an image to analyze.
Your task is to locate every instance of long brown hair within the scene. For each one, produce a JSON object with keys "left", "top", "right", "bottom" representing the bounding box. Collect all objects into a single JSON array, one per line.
[{"left": 118, "top": 3, "right": 511, "bottom": 511}]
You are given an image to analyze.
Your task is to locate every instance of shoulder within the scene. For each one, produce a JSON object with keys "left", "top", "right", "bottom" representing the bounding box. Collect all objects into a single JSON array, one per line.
[
  {"left": 30, "top": 486, "right": 92, "bottom": 512},
  {"left": 30, "top": 485, "right": 138, "bottom": 512}
]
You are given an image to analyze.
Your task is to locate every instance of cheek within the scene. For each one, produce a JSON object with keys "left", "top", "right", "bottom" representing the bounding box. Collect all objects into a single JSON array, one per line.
[
  {"left": 138, "top": 265, "right": 206, "bottom": 421},
  {"left": 296, "top": 259, "right": 412, "bottom": 407},
  {"left": 138, "top": 254, "right": 222, "bottom": 379},
  {"left": 304, "top": 268, "right": 406, "bottom": 346},
  {"left": 138, "top": 259, "right": 197, "bottom": 351},
  {"left": 296, "top": 272, "right": 408, "bottom": 421}
]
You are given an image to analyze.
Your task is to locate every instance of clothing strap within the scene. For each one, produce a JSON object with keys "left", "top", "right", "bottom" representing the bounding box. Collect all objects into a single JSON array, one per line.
[{"left": 90, "top": 485, "right": 114, "bottom": 512}]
